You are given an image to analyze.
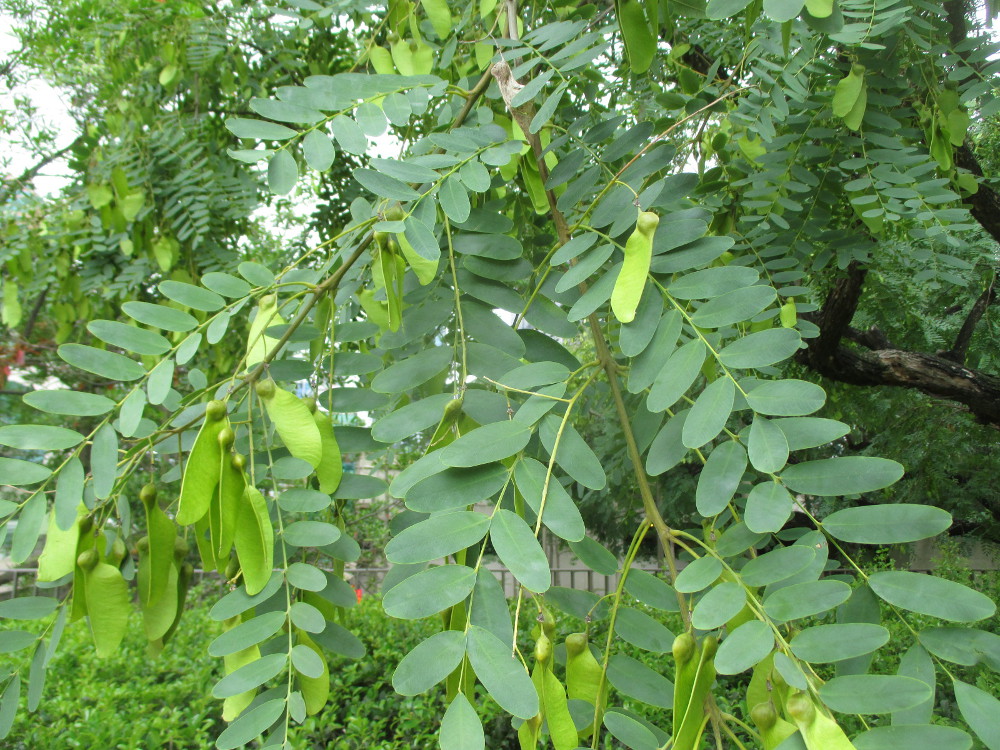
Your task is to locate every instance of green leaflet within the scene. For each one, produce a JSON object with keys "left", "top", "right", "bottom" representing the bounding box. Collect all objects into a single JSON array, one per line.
[
  {"left": 234, "top": 487, "right": 274, "bottom": 596},
  {"left": 606, "top": 653, "right": 674, "bottom": 708},
  {"left": 440, "top": 694, "right": 485, "bottom": 750},
  {"left": 297, "top": 632, "right": 330, "bottom": 715},
  {"left": 393, "top": 630, "right": 467, "bottom": 696},
  {"left": 176, "top": 406, "right": 227, "bottom": 525},
  {"left": 258, "top": 383, "right": 323, "bottom": 468},
  {"left": 467, "top": 625, "right": 539, "bottom": 719},
  {"left": 490, "top": 510, "right": 551, "bottom": 593}
]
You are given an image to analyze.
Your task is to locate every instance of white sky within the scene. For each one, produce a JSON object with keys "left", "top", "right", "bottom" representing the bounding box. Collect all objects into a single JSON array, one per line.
[{"left": 1, "top": 14, "right": 78, "bottom": 197}]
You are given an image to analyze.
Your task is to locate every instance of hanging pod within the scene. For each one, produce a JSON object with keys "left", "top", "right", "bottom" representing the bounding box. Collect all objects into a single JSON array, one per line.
[{"left": 611, "top": 210, "right": 659, "bottom": 324}]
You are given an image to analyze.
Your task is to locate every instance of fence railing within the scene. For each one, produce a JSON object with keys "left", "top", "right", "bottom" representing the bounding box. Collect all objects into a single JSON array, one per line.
[{"left": 1, "top": 563, "right": 989, "bottom": 601}]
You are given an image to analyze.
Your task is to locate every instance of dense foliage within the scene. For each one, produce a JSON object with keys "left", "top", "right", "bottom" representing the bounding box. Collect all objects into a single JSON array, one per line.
[{"left": 3, "top": 0, "right": 1000, "bottom": 749}]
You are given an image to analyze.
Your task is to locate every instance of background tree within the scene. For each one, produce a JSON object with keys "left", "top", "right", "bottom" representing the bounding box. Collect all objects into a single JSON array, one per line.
[{"left": 1, "top": 1, "right": 1000, "bottom": 749}]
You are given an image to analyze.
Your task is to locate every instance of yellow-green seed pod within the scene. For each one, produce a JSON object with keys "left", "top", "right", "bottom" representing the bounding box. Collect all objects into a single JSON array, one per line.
[{"left": 611, "top": 210, "right": 658, "bottom": 324}]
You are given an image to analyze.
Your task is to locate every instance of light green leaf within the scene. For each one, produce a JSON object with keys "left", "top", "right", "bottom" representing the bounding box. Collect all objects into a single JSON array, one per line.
[
  {"left": 284, "top": 521, "right": 340, "bottom": 547},
  {"left": 24, "top": 389, "right": 115, "bottom": 416},
  {"left": 268, "top": 150, "right": 298, "bottom": 195},
  {"left": 392, "top": 630, "right": 467, "bottom": 695},
  {"left": 226, "top": 117, "right": 297, "bottom": 140},
  {"left": 691, "top": 581, "right": 746, "bottom": 630},
  {"left": 748, "top": 415, "right": 789, "bottom": 473},
  {"left": 822, "top": 504, "right": 950, "bottom": 543},
  {"left": 791, "top": 624, "right": 889, "bottom": 663},
  {"left": 741, "top": 545, "right": 816, "bottom": 587},
  {"left": 695, "top": 440, "right": 746, "bottom": 517},
  {"left": 819, "top": 675, "right": 932, "bottom": 714},
  {"left": 439, "top": 176, "right": 471, "bottom": 223},
  {"left": 781, "top": 457, "right": 904, "bottom": 496},
  {"left": 718, "top": 328, "right": 801, "bottom": 369},
  {"left": 57, "top": 344, "right": 145, "bottom": 381},
  {"left": 647, "top": 339, "right": 707, "bottom": 412},
  {"left": 715, "top": 620, "right": 774, "bottom": 674},
  {"left": 208, "top": 612, "right": 287, "bottom": 657},
  {"left": 440, "top": 694, "right": 484, "bottom": 750},
  {"left": 215, "top": 698, "right": 285, "bottom": 750},
  {"left": 690, "top": 285, "right": 776, "bottom": 328},
  {"left": 385, "top": 511, "right": 491, "bottom": 564},
  {"left": 439, "top": 421, "right": 532, "bottom": 467},
  {"left": 302, "top": 130, "right": 336, "bottom": 172},
  {"left": 371, "top": 347, "right": 452, "bottom": 393},
  {"left": 121, "top": 301, "right": 197, "bottom": 333},
  {"left": 764, "top": 580, "right": 851, "bottom": 621},
  {"left": 489, "top": 510, "right": 550, "bottom": 592},
  {"left": 87, "top": 320, "right": 171, "bottom": 355},
  {"left": 603, "top": 709, "right": 658, "bottom": 750},
  {"left": 539, "top": 415, "right": 607, "bottom": 490},
  {"left": 212, "top": 653, "right": 286, "bottom": 698},
  {"left": 0, "top": 458, "right": 51, "bottom": 487},
  {"left": 606, "top": 653, "right": 674, "bottom": 708},
  {"left": 745, "top": 379, "right": 825, "bottom": 416},
  {"left": 467, "top": 625, "right": 538, "bottom": 719},
  {"left": 675, "top": 556, "right": 722, "bottom": 593},
  {"left": 953, "top": 679, "right": 1000, "bottom": 750},
  {"left": 853, "top": 725, "right": 973, "bottom": 750},
  {"left": 407, "top": 463, "right": 507, "bottom": 513},
  {"left": 514, "top": 458, "right": 586, "bottom": 542},
  {"left": 382, "top": 564, "right": 476, "bottom": 619},
  {"left": 624, "top": 569, "right": 679, "bottom": 612},
  {"left": 682, "top": 377, "right": 735, "bottom": 449},
  {"left": 744, "top": 480, "right": 794, "bottom": 533},
  {"left": 869, "top": 571, "right": 995, "bottom": 622},
  {"left": 615, "top": 606, "right": 674, "bottom": 652},
  {"left": 763, "top": 0, "right": 804, "bottom": 22}
]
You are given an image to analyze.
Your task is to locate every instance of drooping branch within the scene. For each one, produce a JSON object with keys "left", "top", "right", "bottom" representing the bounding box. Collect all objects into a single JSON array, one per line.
[
  {"left": 0, "top": 135, "right": 84, "bottom": 206},
  {"left": 941, "top": 278, "right": 996, "bottom": 362},
  {"left": 799, "top": 267, "right": 1000, "bottom": 427}
]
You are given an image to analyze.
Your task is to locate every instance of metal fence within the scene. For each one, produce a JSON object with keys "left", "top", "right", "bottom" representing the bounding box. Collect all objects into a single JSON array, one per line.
[{"left": 0, "top": 565, "right": 659, "bottom": 601}]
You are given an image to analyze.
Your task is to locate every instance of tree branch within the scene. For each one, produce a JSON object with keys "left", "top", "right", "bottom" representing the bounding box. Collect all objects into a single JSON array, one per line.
[
  {"left": 941, "top": 277, "right": 996, "bottom": 363},
  {"left": 0, "top": 135, "right": 84, "bottom": 206},
  {"left": 809, "top": 261, "right": 867, "bottom": 363}
]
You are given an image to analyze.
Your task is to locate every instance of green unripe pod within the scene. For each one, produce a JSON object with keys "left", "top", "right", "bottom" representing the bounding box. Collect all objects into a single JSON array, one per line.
[
  {"left": 534, "top": 632, "right": 552, "bottom": 664},
  {"left": 136, "top": 536, "right": 150, "bottom": 554},
  {"left": 231, "top": 453, "right": 247, "bottom": 471},
  {"left": 384, "top": 204, "right": 404, "bottom": 222},
  {"left": 785, "top": 691, "right": 815, "bottom": 724},
  {"left": 539, "top": 607, "right": 555, "bottom": 639},
  {"left": 373, "top": 231, "right": 389, "bottom": 248},
  {"left": 217, "top": 425, "right": 235, "bottom": 448},
  {"left": 442, "top": 395, "right": 464, "bottom": 424},
  {"left": 672, "top": 632, "right": 696, "bottom": 667},
  {"left": 258, "top": 293, "right": 276, "bottom": 310},
  {"left": 611, "top": 210, "right": 659, "bottom": 323},
  {"left": 205, "top": 399, "right": 227, "bottom": 421},
  {"left": 565, "top": 632, "right": 588, "bottom": 658},
  {"left": 139, "top": 483, "right": 157, "bottom": 507},
  {"left": 225, "top": 556, "right": 240, "bottom": 580},
  {"left": 303, "top": 396, "right": 317, "bottom": 413},
  {"left": 750, "top": 701, "right": 778, "bottom": 731},
  {"left": 174, "top": 536, "right": 190, "bottom": 560},
  {"left": 78, "top": 516, "right": 93, "bottom": 535},
  {"left": 77, "top": 548, "right": 99, "bottom": 572},
  {"left": 254, "top": 379, "right": 276, "bottom": 399}
]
